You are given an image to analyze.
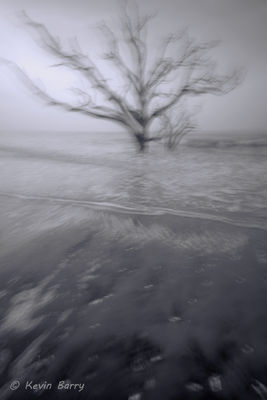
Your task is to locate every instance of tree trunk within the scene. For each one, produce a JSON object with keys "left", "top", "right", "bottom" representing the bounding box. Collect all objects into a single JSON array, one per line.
[{"left": 135, "top": 132, "right": 147, "bottom": 152}]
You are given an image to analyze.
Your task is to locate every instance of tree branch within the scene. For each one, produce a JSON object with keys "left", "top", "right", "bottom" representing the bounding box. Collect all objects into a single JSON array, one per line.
[
  {"left": 2, "top": 59, "right": 127, "bottom": 124},
  {"left": 19, "top": 11, "right": 145, "bottom": 130},
  {"left": 100, "top": 23, "right": 140, "bottom": 94},
  {"left": 3, "top": 5, "right": 244, "bottom": 151},
  {"left": 149, "top": 63, "right": 243, "bottom": 120}
]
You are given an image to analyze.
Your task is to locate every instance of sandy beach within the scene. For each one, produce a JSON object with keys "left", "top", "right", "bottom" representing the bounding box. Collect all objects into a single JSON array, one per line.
[
  {"left": 0, "top": 190, "right": 267, "bottom": 399},
  {"left": 0, "top": 129, "right": 267, "bottom": 399}
]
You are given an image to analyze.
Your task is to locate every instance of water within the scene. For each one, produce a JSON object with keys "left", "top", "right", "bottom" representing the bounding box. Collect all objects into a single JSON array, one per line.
[
  {"left": 0, "top": 129, "right": 266, "bottom": 228},
  {"left": 1, "top": 130, "right": 267, "bottom": 399}
]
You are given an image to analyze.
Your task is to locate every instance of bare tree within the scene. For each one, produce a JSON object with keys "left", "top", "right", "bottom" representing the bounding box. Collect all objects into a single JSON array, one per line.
[
  {"left": 159, "top": 107, "right": 195, "bottom": 150},
  {"left": 3, "top": 4, "right": 243, "bottom": 152}
]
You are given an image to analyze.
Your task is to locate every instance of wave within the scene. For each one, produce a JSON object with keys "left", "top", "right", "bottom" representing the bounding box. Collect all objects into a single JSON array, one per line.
[
  {"left": 0, "top": 191, "right": 266, "bottom": 231},
  {"left": 185, "top": 138, "right": 267, "bottom": 149}
]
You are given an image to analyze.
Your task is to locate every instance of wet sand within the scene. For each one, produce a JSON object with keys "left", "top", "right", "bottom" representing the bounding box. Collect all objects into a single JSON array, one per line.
[{"left": 0, "top": 195, "right": 267, "bottom": 399}]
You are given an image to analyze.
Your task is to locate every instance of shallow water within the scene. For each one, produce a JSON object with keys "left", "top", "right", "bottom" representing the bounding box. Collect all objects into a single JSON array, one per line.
[{"left": 0, "top": 130, "right": 267, "bottom": 226}]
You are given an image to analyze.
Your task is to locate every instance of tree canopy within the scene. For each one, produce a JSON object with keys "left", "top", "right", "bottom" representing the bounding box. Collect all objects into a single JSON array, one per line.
[{"left": 2, "top": 3, "right": 243, "bottom": 151}]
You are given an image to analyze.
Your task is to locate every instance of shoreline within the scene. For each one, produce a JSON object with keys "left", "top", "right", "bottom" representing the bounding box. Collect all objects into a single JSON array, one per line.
[
  {"left": 0, "top": 190, "right": 266, "bottom": 231},
  {"left": 0, "top": 193, "right": 267, "bottom": 399}
]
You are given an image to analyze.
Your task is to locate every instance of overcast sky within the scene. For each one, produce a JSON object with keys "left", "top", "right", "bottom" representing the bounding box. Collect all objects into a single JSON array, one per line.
[{"left": 0, "top": 0, "right": 266, "bottom": 133}]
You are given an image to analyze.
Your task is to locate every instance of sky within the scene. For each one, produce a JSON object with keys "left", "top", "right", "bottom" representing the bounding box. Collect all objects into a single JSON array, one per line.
[{"left": 0, "top": 0, "right": 266, "bottom": 133}]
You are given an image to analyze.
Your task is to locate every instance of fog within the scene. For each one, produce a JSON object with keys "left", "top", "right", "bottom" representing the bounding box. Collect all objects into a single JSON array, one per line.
[{"left": 0, "top": 0, "right": 266, "bottom": 133}]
